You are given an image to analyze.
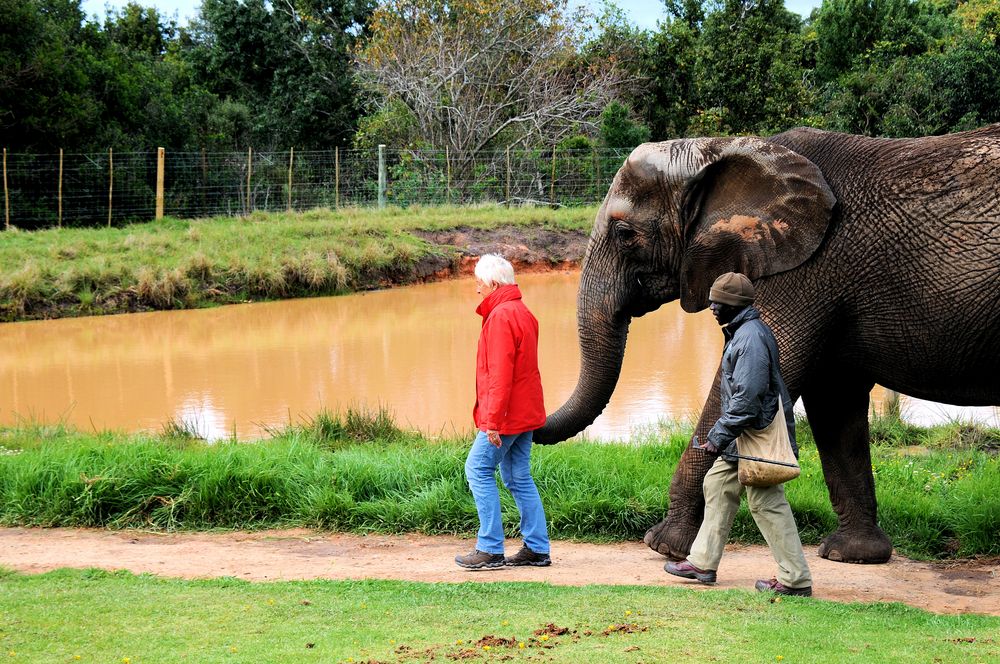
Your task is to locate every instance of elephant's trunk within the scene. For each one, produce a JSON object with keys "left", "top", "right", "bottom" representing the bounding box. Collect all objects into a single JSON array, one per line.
[{"left": 535, "top": 266, "right": 631, "bottom": 444}]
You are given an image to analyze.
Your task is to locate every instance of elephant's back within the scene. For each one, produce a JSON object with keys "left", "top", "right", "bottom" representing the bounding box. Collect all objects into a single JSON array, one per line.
[{"left": 766, "top": 127, "right": 1000, "bottom": 403}]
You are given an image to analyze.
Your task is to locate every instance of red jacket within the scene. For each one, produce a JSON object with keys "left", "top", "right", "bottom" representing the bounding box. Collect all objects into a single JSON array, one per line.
[{"left": 473, "top": 284, "right": 546, "bottom": 434}]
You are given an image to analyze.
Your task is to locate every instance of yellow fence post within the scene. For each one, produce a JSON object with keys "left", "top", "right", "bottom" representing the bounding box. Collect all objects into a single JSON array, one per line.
[
  {"left": 107, "top": 148, "right": 113, "bottom": 228},
  {"left": 58, "top": 148, "right": 64, "bottom": 228},
  {"left": 287, "top": 147, "right": 294, "bottom": 213},
  {"left": 3, "top": 148, "right": 8, "bottom": 231},
  {"left": 155, "top": 147, "right": 165, "bottom": 220}
]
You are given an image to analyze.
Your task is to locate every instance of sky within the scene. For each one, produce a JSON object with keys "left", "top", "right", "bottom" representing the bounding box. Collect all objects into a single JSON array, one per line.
[{"left": 80, "top": 0, "right": 823, "bottom": 29}]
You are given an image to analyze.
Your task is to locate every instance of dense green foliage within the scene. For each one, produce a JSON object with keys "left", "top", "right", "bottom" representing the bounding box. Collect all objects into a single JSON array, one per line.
[
  {"left": 4, "top": 0, "right": 999, "bottom": 156},
  {"left": 1, "top": 411, "right": 997, "bottom": 559},
  {"left": 0, "top": 205, "right": 594, "bottom": 321},
  {"left": 0, "top": 0, "right": 370, "bottom": 151},
  {"left": 2, "top": 571, "right": 998, "bottom": 662}
]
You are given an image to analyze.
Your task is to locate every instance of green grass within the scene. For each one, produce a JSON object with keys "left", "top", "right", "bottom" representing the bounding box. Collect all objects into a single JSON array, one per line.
[
  {"left": 0, "top": 410, "right": 997, "bottom": 559},
  {"left": 0, "top": 205, "right": 596, "bottom": 321},
  {"left": 0, "top": 569, "right": 997, "bottom": 663}
]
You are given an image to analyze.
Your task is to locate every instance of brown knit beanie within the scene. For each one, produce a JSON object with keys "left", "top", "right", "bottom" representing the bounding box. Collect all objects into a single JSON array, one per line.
[{"left": 709, "top": 272, "right": 755, "bottom": 306}]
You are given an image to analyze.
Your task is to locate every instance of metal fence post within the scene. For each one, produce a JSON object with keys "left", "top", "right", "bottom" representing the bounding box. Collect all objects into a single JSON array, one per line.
[
  {"left": 505, "top": 146, "right": 511, "bottom": 208},
  {"left": 377, "top": 144, "right": 386, "bottom": 209},
  {"left": 550, "top": 147, "right": 556, "bottom": 207},
  {"left": 335, "top": 146, "right": 340, "bottom": 209},
  {"left": 245, "top": 147, "right": 252, "bottom": 214}
]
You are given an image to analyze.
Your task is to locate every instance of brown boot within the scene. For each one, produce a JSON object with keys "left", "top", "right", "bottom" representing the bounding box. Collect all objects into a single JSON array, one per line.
[
  {"left": 505, "top": 545, "right": 551, "bottom": 567},
  {"left": 755, "top": 578, "right": 812, "bottom": 597},
  {"left": 664, "top": 559, "right": 717, "bottom": 584},
  {"left": 455, "top": 549, "right": 506, "bottom": 570}
]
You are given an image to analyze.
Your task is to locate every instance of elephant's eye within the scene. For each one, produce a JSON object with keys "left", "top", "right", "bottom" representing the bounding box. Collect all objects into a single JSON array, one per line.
[{"left": 615, "top": 221, "right": 638, "bottom": 244}]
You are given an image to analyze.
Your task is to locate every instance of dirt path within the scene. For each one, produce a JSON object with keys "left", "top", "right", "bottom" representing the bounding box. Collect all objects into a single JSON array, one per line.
[{"left": 2, "top": 528, "right": 997, "bottom": 615}]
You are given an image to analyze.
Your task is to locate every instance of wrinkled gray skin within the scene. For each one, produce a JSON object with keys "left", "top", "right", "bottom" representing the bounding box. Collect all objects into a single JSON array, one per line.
[{"left": 534, "top": 126, "right": 1000, "bottom": 564}]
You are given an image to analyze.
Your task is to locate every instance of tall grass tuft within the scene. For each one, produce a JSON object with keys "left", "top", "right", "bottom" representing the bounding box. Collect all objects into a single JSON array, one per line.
[
  {"left": 291, "top": 405, "right": 412, "bottom": 450},
  {"left": 0, "top": 411, "right": 996, "bottom": 558}
]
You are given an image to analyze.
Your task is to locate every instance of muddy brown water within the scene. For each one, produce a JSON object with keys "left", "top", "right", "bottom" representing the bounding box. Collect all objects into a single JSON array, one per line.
[{"left": 1, "top": 271, "right": 997, "bottom": 440}]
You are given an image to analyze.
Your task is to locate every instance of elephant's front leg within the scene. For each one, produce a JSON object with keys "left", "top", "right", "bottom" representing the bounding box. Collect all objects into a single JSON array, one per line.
[
  {"left": 643, "top": 370, "right": 722, "bottom": 559},
  {"left": 802, "top": 381, "right": 893, "bottom": 563}
]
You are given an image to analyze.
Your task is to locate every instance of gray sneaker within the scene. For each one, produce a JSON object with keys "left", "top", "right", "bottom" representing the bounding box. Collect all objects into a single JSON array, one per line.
[
  {"left": 455, "top": 549, "right": 506, "bottom": 569},
  {"left": 505, "top": 545, "right": 551, "bottom": 567}
]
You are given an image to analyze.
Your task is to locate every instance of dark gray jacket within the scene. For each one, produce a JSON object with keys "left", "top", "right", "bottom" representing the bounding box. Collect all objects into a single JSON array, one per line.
[{"left": 706, "top": 306, "right": 797, "bottom": 460}]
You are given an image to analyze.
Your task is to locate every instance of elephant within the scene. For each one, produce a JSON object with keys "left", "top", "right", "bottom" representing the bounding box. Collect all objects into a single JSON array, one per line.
[{"left": 533, "top": 125, "right": 1000, "bottom": 564}]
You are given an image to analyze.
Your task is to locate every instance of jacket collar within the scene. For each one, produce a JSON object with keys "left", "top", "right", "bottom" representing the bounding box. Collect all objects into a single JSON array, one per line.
[
  {"left": 722, "top": 305, "right": 760, "bottom": 340},
  {"left": 476, "top": 284, "right": 522, "bottom": 319}
]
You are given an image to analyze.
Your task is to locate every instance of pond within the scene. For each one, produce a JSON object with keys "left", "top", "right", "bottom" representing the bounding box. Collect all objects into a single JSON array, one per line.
[{"left": 2, "top": 271, "right": 996, "bottom": 440}]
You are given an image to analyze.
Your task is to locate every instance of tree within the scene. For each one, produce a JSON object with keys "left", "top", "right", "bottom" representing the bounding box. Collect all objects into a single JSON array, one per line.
[
  {"left": 813, "top": 0, "right": 953, "bottom": 84},
  {"left": 694, "top": 0, "right": 810, "bottom": 134},
  {"left": 599, "top": 101, "right": 650, "bottom": 148},
  {"left": 355, "top": 0, "right": 633, "bottom": 161},
  {"left": 643, "top": 10, "right": 702, "bottom": 138},
  {"left": 0, "top": 0, "right": 102, "bottom": 150},
  {"left": 184, "top": 0, "right": 370, "bottom": 148},
  {"left": 104, "top": 2, "right": 175, "bottom": 56}
]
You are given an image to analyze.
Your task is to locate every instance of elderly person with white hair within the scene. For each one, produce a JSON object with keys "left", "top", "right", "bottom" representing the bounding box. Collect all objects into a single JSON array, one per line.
[{"left": 455, "top": 254, "right": 551, "bottom": 569}]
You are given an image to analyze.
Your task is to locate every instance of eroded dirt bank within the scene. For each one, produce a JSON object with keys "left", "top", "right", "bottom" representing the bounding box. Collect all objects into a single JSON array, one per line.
[
  {"left": 412, "top": 226, "right": 588, "bottom": 281},
  {"left": 1, "top": 528, "right": 997, "bottom": 616}
]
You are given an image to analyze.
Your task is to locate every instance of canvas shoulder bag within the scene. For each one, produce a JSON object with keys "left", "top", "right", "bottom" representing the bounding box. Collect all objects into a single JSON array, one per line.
[{"left": 736, "top": 395, "right": 800, "bottom": 487}]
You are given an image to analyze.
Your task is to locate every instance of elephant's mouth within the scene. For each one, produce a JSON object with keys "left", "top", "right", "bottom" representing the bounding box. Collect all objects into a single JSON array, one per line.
[{"left": 627, "top": 274, "right": 670, "bottom": 318}]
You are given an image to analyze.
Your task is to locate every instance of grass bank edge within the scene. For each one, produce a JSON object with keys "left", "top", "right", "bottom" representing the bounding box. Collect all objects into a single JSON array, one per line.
[
  {"left": 0, "top": 205, "right": 596, "bottom": 322},
  {"left": 0, "top": 409, "right": 996, "bottom": 560},
  {"left": 2, "top": 570, "right": 997, "bottom": 664}
]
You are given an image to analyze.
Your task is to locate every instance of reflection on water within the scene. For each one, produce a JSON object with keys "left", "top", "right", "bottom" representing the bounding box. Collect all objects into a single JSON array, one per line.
[{"left": 1, "top": 271, "right": 997, "bottom": 440}]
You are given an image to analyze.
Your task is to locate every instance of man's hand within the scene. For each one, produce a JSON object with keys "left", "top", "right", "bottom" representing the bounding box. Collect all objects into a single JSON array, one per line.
[
  {"left": 693, "top": 435, "right": 720, "bottom": 455},
  {"left": 487, "top": 430, "right": 502, "bottom": 448}
]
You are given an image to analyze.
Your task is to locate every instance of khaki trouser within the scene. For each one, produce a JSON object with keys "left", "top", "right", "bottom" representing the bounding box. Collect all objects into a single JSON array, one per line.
[{"left": 688, "top": 457, "right": 812, "bottom": 589}]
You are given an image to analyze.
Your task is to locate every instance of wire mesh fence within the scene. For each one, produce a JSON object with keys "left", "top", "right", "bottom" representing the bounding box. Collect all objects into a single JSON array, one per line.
[{"left": 0, "top": 146, "right": 633, "bottom": 230}]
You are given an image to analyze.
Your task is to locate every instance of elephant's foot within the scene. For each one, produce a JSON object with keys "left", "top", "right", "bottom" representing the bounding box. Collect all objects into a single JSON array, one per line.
[
  {"left": 817, "top": 526, "right": 893, "bottom": 564},
  {"left": 643, "top": 517, "right": 696, "bottom": 561}
]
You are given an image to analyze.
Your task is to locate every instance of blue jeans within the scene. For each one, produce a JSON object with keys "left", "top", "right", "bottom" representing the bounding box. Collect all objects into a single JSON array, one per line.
[{"left": 465, "top": 430, "right": 550, "bottom": 555}]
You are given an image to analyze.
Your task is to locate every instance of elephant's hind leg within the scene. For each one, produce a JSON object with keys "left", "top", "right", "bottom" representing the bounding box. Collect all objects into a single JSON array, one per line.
[{"left": 802, "top": 380, "right": 892, "bottom": 564}]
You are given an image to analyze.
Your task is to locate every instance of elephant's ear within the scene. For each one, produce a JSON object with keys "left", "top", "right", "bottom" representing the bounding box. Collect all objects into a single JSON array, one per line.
[{"left": 678, "top": 138, "right": 836, "bottom": 312}]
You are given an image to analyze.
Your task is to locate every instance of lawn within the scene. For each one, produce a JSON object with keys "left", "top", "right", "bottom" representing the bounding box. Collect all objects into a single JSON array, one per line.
[{"left": 1, "top": 569, "right": 997, "bottom": 664}]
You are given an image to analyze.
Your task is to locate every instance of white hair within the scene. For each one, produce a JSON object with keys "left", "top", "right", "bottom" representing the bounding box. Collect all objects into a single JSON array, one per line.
[{"left": 474, "top": 254, "right": 515, "bottom": 288}]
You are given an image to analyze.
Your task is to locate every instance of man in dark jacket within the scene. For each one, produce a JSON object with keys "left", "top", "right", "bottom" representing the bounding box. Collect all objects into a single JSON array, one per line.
[{"left": 665, "top": 272, "right": 813, "bottom": 596}]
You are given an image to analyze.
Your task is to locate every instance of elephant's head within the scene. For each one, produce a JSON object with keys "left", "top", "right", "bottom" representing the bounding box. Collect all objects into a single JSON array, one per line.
[{"left": 535, "top": 137, "right": 836, "bottom": 443}]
